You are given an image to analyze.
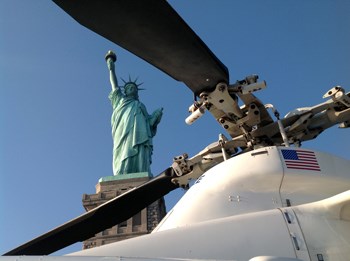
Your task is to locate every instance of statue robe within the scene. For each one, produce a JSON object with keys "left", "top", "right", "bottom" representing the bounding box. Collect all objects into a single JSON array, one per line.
[{"left": 109, "top": 89, "right": 157, "bottom": 175}]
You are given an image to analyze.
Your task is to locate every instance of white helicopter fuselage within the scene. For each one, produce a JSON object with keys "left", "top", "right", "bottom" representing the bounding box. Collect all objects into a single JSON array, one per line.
[
  {"left": 155, "top": 146, "right": 350, "bottom": 231},
  {"left": 62, "top": 146, "right": 350, "bottom": 261}
]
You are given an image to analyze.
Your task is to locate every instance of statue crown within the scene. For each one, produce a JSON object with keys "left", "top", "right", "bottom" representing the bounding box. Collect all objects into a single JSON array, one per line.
[{"left": 121, "top": 76, "right": 145, "bottom": 91}]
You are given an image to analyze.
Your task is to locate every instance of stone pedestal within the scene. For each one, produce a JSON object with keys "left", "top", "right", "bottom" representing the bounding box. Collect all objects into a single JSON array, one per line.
[{"left": 82, "top": 173, "right": 166, "bottom": 249}]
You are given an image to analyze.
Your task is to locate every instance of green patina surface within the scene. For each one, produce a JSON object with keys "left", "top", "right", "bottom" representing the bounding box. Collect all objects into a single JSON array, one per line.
[
  {"left": 98, "top": 172, "right": 152, "bottom": 183},
  {"left": 103, "top": 51, "right": 163, "bottom": 178}
]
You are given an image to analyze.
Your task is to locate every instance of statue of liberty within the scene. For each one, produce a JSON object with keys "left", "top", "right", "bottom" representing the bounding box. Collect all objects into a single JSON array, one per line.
[{"left": 105, "top": 50, "right": 163, "bottom": 176}]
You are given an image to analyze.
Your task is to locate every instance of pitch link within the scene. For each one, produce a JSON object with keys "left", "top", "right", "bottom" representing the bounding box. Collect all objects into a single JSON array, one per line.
[{"left": 171, "top": 134, "right": 239, "bottom": 187}]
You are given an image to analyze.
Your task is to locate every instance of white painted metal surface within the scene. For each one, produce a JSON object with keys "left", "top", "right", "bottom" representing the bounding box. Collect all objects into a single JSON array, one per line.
[
  {"left": 155, "top": 146, "right": 350, "bottom": 232},
  {"left": 279, "top": 149, "right": 350, "bottom": 207},
  {"left": 292, "top": 191, "right": 350, "bottom": 260},
  {"left": 69, "top": 208, "right": 297, "bottom": 260},
  {"left": 155, "top": 146, "right": 284, "bottom": 232},
  {"left": 63, "top": 190, "right": 350, "bottom": 260}
]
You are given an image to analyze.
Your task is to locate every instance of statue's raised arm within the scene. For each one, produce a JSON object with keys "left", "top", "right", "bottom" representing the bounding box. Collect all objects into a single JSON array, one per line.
[{"left": 105, "top": 50, "right": 118, "bottom": 92}]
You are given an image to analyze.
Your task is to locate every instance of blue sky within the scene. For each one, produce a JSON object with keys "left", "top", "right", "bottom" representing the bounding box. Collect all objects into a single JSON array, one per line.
[{"left": 1, "top": 0, "right": 349, "bottom": 255}]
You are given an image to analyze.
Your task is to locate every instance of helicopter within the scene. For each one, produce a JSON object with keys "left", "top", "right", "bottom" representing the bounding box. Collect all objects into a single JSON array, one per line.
[{"left": 1, "top": 1, "right": 350, "bottom": 260}]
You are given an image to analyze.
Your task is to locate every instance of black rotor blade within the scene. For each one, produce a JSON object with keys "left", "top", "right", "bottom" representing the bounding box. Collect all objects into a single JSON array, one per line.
[
  {"left": 3, "top": 168, "right": 178, "bottom": 256},
  {"left": 53, "top": 0, "right": 229, "bottom": 94}
]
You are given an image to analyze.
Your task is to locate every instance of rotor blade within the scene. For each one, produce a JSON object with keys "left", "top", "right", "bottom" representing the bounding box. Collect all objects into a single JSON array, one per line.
[
  {"left": 52, "top": 0, "right": 229, "bottom": 94},
  {"left": 3, "top": 168, "right": 178, "bottom": 256}
]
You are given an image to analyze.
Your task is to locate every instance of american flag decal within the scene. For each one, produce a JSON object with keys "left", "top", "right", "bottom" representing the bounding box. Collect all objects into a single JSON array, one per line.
[{"left": 281, "top": 149, "right": 321, "bottom": 171}]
